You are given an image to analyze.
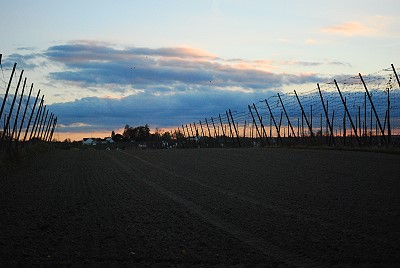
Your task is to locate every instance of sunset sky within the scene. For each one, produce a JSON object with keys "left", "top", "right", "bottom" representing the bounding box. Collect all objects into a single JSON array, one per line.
[{"left": 1, "top": 0, "right": 399, "bottom": 140}]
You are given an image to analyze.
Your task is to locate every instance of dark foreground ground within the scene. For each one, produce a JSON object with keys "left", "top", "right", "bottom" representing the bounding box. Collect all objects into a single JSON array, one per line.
[{"left": 0, "top": 147, "right": 399, "bottom": 267}]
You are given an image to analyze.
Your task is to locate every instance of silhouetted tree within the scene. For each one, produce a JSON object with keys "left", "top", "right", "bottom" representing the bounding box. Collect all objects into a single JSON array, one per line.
[
  {"left": 112, "top": 133, "right": 125, "bottom": 142},
  {"left": 162, "top": 131, "right": 171, "bottom": 142},
  {"left": 122, "top": 124, "right": 151, "bottom": 142}
]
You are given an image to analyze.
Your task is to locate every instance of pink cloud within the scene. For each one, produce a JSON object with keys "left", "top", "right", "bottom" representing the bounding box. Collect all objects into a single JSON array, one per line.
[{"left": 322, "top": 21, "right": 374, "bottom": 36}]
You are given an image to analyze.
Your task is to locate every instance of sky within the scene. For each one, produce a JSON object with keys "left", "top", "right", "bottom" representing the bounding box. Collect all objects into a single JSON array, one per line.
[{"left": 0, "top": 0, "right": 399, "bottom": 140}]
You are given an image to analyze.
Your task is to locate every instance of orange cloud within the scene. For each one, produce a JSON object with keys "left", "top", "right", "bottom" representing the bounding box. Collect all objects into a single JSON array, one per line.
[
  {"left": 228, "top": 59, "right": 276, "bottom": 72},
  {"left": 305, "top": 39, "right": 317, "bottom": 45},
  {"left": 175, "top": 47, "right": 217, "bottom": 59},
  {"left": 322, "top": 21, "right": 374, "bottom": 36}
]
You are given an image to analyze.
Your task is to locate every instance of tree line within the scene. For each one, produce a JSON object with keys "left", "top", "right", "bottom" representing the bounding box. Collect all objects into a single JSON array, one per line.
[{"left": 112, "top": 124, "right": 180, "bottom": 143}]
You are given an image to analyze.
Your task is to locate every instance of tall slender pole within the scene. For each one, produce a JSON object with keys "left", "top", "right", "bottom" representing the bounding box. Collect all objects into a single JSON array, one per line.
[
  {"left": 43, "top": 113, "right": 54, "bottom": 141},
  {"left": 47, "top": 114, "right": 55, "bottom": 141},
  {"left": 0, "top": 63, "right": 17, "bottom": 121},
  {"left": 199, "top": 120, "right": 206, "bottom": 147},
  {"left": 39, "top": 109, "right": 49, "bottom": 140},
  {"left": 370, "top": 109, "right": 373, "bottom": 145},
  {"left": 248, "top": 105, "right": 262, "bottom": 145},
  {"left": 23, "top": 91, "right": 41, "bottom": 143},
  {"left": 218, "top": 114, "right": 227, "bottom": 146},
  {"left": 269, "top": 115, "right": 272, "bottom": 138},
  {"left": 343, "top": 97, "right": 347, "bottom": 146},
  {"left": 229, "top": 109, "right": 241, "bottom": 147},
  {"left": 359, "top": 73, "right": 386, "bottom": 144},
  {"left": 320, "top": 113, "right": 323, "bottom": 145},
  {"left": 49, "top": 117, "right": 57, "bottom": 142},
  {"left": 364, "top": 93, "right": 367, "bottom": 137},
  {"left": 10, "top": 77, "right": 26, "bottom": 143},
  {"left": 294, "top": 90, "right": 314, "bottom": 136},
  {"left": 334, "top": 80, "right": 361, "bottom": 145},
  {"left": 264, "top": 99, "right": 282, "bottom": 144},
  {"left": 43, "top": 113, "right": 52, "bottom": 141},
  {"left": 391, "top": 64, "right": 400, "bottom": 88},
  {"left": 30, "top": 97, "right": 44, "bottom": 140},
  {"left": 193, "top": 122, "right": 200, "bottom": 147},
  {"left": 243, "top": 120, "right": 247, "bottom": 146},
  {"left": 225, "top": 111, "right": 235, "bottom": 146},
  {"left": 326, "top": 100, "right": 329, "bottom": 137},
  {"left": 317, "top": 84, "right": 336, "bottom": 146},
  {"left": 250, "top": 120, "right": 254, "bottom": 141},
  {"left": 252, "top": 103, "right": 269, "bottom": 145},
  {"left": 211, "top": 117, "right": 217, "bottom": 138},
  {"left": 277, "top": 93, "right": 297, "bottom": 139},
  {"left": 358, "top": 106, "right": 361, "bottom": 138},
  {"left": 297, "top": 118, "right": 300, "bottom": 138},
  {"left": 330, "top": 110, "right": 335, "bottom": 146},
  {"left": 278, "top": 112, "right": 283, "bottom": 135},
  {"left": 9, "top": 77, "right": 27, "bottom": 148},
  {"left": 211, "top": 117, "right": 219, "bottom": 147},
  {"left": 204, "top": 118, "right": 213, "bottom": 147},
  {"left": 383, "top": 110, "right": 387, "bottom": 132},
  {"left": 310, "top": 104, "right": 313, "bottom": 134},
  {"left": 387, "top": 88, "right": 391, "bottom": 144},
  {"left": 17, "top": 83, "right": 33, "bottom": 143},
  {"left": 1, "top": 70, "right": 24, "bottom": 149},
  {"left": 205, "top": 118, "right": 212, "bottom": 138},
  {"left": 32, "top": 104, "right": 45, "bottom": 139}
]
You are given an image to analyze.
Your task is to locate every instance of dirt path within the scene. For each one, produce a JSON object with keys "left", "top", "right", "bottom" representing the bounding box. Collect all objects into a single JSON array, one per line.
[{"left": 1, "top": 148, "right": 399, "bottom": 266}]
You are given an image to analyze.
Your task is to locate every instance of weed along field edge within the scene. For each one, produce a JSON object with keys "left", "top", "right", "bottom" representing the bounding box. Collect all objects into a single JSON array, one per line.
[{"left": 1, "top": 147, "right": 399, "bottom": 266}]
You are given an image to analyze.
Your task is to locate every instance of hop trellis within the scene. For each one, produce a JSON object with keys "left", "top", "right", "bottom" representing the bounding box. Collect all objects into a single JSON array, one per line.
[
  {"left": 178, "top": 65, "right": 400, "bottom": 148},
  {"left": 0, "top": 54, "right": 58, "bottom": 151}
]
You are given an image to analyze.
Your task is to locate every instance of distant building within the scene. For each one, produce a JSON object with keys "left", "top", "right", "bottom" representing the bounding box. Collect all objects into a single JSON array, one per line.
[
  {"left": 105, "top": 137, "right": 114, "bottom": 143},
  {"left": 82, "top": 138, "right": 94, "bottom": 145},
  {"left": 82, "top": 137, "right": 114, "bottom": 145}
]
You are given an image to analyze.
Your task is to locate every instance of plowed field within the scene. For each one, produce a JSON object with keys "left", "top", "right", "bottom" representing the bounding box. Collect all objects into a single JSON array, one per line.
[{"left": 1, "top": 148, "right": 399, "bottom": 267}]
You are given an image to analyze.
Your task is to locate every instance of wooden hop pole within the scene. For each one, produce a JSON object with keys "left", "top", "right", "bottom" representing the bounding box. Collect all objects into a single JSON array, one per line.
[
  {"left": 317, "top": 84, "right": 335, "bottom": 146},
  {"left": 0, "top": 70, "right": 24, "bottom": 149},
  {"left": 359, "top": 73, "right": 386, "bottom": 144},
  {"left": 0, "top": 63, "right": 17, "bottom": 123}
]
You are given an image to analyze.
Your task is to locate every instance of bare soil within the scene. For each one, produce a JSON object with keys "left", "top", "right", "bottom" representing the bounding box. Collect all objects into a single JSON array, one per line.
[{"left": 1, "top": 147, "right": 399, "bottom": 267}]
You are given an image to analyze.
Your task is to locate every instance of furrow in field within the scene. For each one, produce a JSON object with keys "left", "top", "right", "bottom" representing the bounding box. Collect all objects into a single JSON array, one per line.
[{"left": 109, "top": 150, "right": 326, "bottom": 267}]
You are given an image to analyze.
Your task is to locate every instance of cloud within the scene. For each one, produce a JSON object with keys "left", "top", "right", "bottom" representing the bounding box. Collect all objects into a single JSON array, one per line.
[
  {"left": 304, "top": 39, "right": 318, "bottom": 45},
  {"left": 49, "top": 88, "right": 280, "bottom": 133},
  {"left": 16, "top": 47, "right": 37, "bottom": 51},
  {"left": 327, "top": 61, "right": 352, "bottom": 67},
  {"left": 1, "top": 53, "right": 41, "bottom": 69},
  {"left": 322, "top": 21, "right": 375, "bottom": 36},
  {"left": 58, "top": 122, "right": 93, "bottom": 129},
  {"left": 42, "top": 42, "right": 324, "bottom": 92}
]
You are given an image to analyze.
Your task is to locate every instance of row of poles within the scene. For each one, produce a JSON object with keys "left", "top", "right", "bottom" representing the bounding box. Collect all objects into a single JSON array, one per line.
[
  {"left": 0, "top": 54, "right": 58, "bottom": 151},
  {"left": 175, "top": 65, "right": 400, "bottom": 148}
]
